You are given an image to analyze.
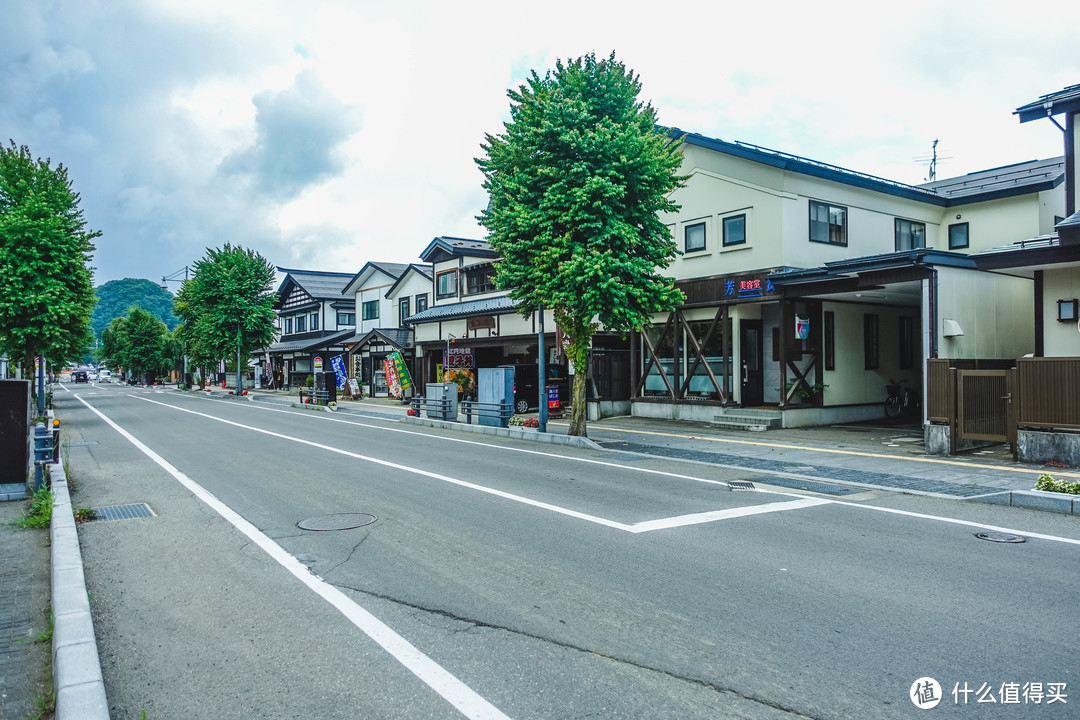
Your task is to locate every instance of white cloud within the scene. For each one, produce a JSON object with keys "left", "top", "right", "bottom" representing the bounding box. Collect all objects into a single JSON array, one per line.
[{"left": 2, "top": 0, "right": 1076, "bottom": 284}]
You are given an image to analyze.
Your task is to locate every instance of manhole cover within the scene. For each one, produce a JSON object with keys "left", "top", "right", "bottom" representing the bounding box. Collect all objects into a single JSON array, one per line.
[
  {"left": 728, "top": 481, "right": 756, "bottom": 492},
  {"left": 975, "top": 532, "right": 1026, "bottom": 544},
  {"left": 297, "top": 513, "right": 377, "bottom": 531}
]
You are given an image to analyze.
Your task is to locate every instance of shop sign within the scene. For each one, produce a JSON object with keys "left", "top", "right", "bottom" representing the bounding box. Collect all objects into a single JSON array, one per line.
[
  {"left": 445, "top": 347, "right": 474, "bottom": 368},
  {"left": 329, "top": 355, "right": 347, "bottom": 391},
  {"left": 795, "top": 315, "right": 810, "bottom": 340},
  {"left": 387, "top": 351, "right": 413, "bottom": 391},
  {"left": 314, "top": 356, "right": 323, "bottom": 372}
]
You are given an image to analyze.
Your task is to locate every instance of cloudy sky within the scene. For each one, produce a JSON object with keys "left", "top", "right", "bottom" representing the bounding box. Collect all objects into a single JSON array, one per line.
[{"left": 2, "top": 0, "right": 1076, "bottom": 285}]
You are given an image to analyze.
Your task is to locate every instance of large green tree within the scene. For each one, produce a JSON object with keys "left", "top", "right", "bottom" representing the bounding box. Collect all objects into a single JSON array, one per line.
[
  {"left": 93, "top": 278, "right": 178, "bottom": 339},
  {"left": 173, "top": 245, "right": 277, "bottom": 377},
  {"left": 101, "top": 307, "right": 170, "bottom": 382},
  {"left": 477, "top": 53, "right": 685, "bottom": 436},
  {"left": 0, "top": 141, "right": 98, "bottom": 378}
]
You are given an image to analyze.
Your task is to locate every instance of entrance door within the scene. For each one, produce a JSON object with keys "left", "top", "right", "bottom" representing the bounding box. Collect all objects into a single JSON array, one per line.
[{"left": 740, "top": 320, "right": 764, "bottom": 406}]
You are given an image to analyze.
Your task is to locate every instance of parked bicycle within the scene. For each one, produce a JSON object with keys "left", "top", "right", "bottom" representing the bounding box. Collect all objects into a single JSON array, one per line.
[{"left": 884, "top": 378, "right": 920, "bottom": 419}]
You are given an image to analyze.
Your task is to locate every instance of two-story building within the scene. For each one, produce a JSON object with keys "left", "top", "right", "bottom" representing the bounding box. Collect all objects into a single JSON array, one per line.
[{"left": 266, "top": 268, "right": 356, "bottom": 388}]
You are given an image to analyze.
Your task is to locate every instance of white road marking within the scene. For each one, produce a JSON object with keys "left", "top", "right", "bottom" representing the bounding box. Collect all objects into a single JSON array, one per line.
[
  {"left": 626, "top": 498, "right": 831, "bottom": 533},
  {"left": 74, "top": 394, "right": 511, "bottom": 720},
  {"left": 134, "top": 393, "right": 1080, "bottom": 547}
]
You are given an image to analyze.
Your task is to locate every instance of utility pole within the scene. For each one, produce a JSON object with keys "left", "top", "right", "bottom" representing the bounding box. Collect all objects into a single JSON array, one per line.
[{"left": 538, "top": 305, "right": 547, "bottom": 433}]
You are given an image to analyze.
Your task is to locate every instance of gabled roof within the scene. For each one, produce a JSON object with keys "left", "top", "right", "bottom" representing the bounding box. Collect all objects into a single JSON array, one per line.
[
  {"left": 1015, "top": 84, "right": 1080, "bottom": 123},
  {"left": 273, "top": 269, "right": 355, "bottom": 309},
  {"left": 341, "top": 261, "right": 412, "bottom": 296},
  {"left": 404, "top": 295, "right": 520, "bottom": 324},
  {"left": 344, "top": 327, "right": 414, "bottom": 350},
  {"left": 384, "top": 264, "right": 433, "bottom": 299},
  {"left": 918, "top": 157, "right": 1064, "bottom": 203},
  {"left": 673, "top": 128, "right": 1064, "bottom": 207},
  {"left": 419, "top": 236, "right": 496, "bottom": 264}
]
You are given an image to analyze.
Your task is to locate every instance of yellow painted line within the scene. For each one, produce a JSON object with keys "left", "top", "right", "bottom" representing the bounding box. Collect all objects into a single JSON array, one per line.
[{"left": 550, "top": 422, "right": 1080, "bottom": 479}]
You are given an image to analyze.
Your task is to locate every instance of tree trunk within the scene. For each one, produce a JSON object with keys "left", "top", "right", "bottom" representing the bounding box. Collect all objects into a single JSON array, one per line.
[{"left": 568, "top": 368, "right": 588, "bottom": 436}]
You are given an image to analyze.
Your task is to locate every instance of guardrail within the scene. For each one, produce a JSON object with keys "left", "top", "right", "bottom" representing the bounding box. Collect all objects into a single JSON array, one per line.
[
  {"left": 459, "top": 399, "right": 513, "bottom": 426},
  {"left": 410, "top": 396, "right": 455, "bottom": 419}
]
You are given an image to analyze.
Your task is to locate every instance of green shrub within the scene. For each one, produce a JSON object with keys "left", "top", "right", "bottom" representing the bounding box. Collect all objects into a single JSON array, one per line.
[
  {"left": 16, "top": 486, "right": 53, "bottom": 529},
  {"left": 1036, "top": 473, "right": 1080, "bottom": 495},
  {"left": 305, "top": 375, "right": 315, "bottom": 388}
]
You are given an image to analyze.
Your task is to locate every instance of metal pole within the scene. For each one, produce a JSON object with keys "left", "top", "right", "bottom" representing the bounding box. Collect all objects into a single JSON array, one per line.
[
  {"left": 237, "top": 322, "right": 243, "bottom": 396},
  {"left": 538, "top": 305, "right": 547, "bottom": 433},
  {"left": 37, "top": 357, "right": 45, "bottom": 415}
]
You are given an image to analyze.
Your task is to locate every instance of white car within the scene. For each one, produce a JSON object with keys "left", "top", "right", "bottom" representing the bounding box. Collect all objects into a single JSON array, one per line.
[
  {"left": 87, "top": 371, "right": 98, "bottom": 382},
  {"left": 98, "top": 370, "right": 111, "bottom": 383}
]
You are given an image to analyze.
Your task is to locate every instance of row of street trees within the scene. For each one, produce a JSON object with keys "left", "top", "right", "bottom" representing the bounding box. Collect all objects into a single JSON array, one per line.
[{"left": 0, "top": 141, "right": 98, "bottom": 385}]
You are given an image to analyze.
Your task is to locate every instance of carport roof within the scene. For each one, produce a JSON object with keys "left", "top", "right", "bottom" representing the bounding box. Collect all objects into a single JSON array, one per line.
[{"left": 769, "top": 249, "right": 977, "bottom": 285}]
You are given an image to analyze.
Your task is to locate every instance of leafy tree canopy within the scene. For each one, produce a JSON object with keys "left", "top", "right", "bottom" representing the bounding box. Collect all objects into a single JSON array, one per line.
[
  {"left": 93, "top": 278, "right": 179, "bottom": 339},
  {"left": 476, "top": 53, "right": 685, "bottom": 435},
  {"left": 101, "top": 307, "right": 170, "bottom": 382},
  {"left": 174, "top": 244, "right": 277, "bottom": 366},
  {"left": 0, "top": 141, "right": 98, "bottom": 372}
]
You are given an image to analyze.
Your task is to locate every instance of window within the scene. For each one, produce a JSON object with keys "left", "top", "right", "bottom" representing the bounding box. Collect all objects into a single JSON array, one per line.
[
  {"left": 684, "top": 222, "right": 706, "bottom": 252},
  {"left": 295, "top": 315, "right": 306, "bottom": 333},
  {"left": 284, "top": 317, "right": 293, "bottom": 335},
  {"left": 809, "top": 200, "right": 847, "bottom": 245},
  {"left": 899, "top": 316, "right": 914, "bottom": 369},
  {"left": 722, "top": 214, "right": 746, "bottom": 247},
  {"left": 310, "top": 313, "right": 318, "bottom": 331},
  {"left": 436, "top": 270, "right": 457, "bottom": 298},
  {"left": 824, "top": 311, "right": 835, "bottom": 370},
  {"left": 362, "top": 300, "right": 379, "bottom": 320},
  {"left": 895, "top": 219, "right": 926, "bottom": 251},
  {"left": 948, "top": 222, "right": 969, "bottom": 249},
  {"left": 399, "top": 297, "right": 410, "bottom": 324},
  {"left": 337, "top": 312, "right": 355, "bottom": 326},
  {"left": 864, "top": 314, "right": 879, "bottom": 370},
  {"left": 415, "top": 294, "right": 428, "bottom": 314},
  {"left": 465, "top": 264, "right": 497, "bottom": 295}
]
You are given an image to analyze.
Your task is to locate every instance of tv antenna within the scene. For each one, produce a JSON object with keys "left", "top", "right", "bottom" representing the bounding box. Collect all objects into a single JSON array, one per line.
[{"left": 913, "top": 139, "right": 951, "bottom": 182}]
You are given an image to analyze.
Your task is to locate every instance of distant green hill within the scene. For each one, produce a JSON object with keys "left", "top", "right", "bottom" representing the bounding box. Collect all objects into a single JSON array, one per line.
[{"left": 93, "top": 278, "right": 179, "bottom": 338}]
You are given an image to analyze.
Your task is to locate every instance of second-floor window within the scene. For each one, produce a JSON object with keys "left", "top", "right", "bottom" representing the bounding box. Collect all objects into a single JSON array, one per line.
[
  {"left": 437, "top": 270, "right": 457, "bottom": 299},
  {"left": 310, "top": 313, "right": 318, "bottom": 331},
  {"left": 723, "top": 214, "right": 746, "bottom": 247},
  {"left": 399, "top": 297, "right": 410, "bottom": 324},
  {"left": 295, "top": 315, "right": 306, "bottom": 333},
  {"left": 895, "top": 219, "right": 926, "bottom": 251},
  {"left": 949, "top": 222, "right": 969, "bottom": 249},
  {"left": 465, "top": 264, "right": 497, "bottom": 295},
  {"left": 684, "top": 222, "right": 706, "bottom": 252},
  {"left": 284, "top": 318, "right": 293, "bottom": 335},
  {"left": 362, "top": 300, "right": 379, "bottom": 320},
  {"left": 337, "top": 312, "right": 355, "bottom": 326},
  {"left": 809, "top": 200, "right": 847, "bottom": 246},
  {"left": 416, "top": 294, "right": 428, "bottom": 313}
]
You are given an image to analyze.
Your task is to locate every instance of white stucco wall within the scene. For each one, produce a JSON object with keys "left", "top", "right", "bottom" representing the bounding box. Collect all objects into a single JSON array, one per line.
[
  {"left": 934, "top": 266, "right": 1034, "bottom": 359},
  {"left": 1042, "top": 267, "right": 1080, "bottom": 357}
]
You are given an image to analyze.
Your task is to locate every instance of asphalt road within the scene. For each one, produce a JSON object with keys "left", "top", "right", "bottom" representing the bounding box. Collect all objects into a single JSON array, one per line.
[{"left": 54, "top": 383, "right": 1079, "bottom": 719}]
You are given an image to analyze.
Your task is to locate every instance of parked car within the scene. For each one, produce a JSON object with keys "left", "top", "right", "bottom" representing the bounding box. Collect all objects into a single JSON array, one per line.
[
  {"left": 86, "top": 371, "right": 98, "bottom": 382},
  {"left": 98, "top": 370, "right": 111, "bottom": 383},
  {"left": 72, "top": 370, "right": 88, "bottom": 383},
  {"left": 501, "top": 363, "right": 569, "bottom": 414}
]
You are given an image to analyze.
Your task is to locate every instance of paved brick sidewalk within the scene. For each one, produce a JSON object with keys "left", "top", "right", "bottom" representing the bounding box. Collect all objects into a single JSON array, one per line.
[{"left": 0, "top": 499, "right": 51, "bottom": 720}]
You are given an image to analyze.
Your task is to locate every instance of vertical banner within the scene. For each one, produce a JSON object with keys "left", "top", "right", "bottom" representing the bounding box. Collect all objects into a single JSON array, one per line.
[
  {"left": 329, "top": 355, "right": 348, "bottom": 391},
  {"left": 383, "top": 356, "right": 402, "bottom": 399},
  {"left": 795, "top": 315, "right": 810, "bottom": 340},
  {"left": 388, "top": 351, "right": 412, "bottom": 392}
]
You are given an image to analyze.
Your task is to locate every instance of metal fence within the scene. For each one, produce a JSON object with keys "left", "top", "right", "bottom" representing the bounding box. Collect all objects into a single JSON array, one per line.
[{"left": 1015, "top": 357, "right": 1080, "bottom": 430}]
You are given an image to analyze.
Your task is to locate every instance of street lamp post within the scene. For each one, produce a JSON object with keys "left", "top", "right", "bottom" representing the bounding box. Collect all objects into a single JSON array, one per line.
[{"left": 161, "top": 266, "right": 190, "bottom": 386}]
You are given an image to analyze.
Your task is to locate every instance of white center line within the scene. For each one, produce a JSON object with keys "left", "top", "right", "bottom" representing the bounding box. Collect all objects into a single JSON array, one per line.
[{"left": 74, "top": 393, "right": 511, "bottom": 720}]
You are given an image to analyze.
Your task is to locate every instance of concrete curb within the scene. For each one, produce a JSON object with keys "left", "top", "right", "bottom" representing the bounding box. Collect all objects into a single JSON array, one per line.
[
  {"left": 401, "top": 416, "right": 603, "bottom": 450},
  {"left": 965, "top": 488, "right": 1079, "bottom": 515},
  {"left": 50, "top": 452, "right": 109, "bottom": 720}
]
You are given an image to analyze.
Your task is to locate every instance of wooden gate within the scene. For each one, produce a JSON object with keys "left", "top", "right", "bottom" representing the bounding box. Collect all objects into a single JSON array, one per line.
[{"left": 956, "top": 369, "right": 1016, "bottom": 446}]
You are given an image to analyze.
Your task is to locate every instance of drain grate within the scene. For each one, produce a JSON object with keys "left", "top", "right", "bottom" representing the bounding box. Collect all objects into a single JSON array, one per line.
[
  {"left": 297, "top": 513, "right": 377, "bottom": 531},
  {"left": 728, "top": 481, "right": 756, "bottom": 492},
  {"left": 91, "top": 503, "right": 155, "bottom": 522},
  {"left": 975, "top": 531, "right": 1026, "bottom": 544}
]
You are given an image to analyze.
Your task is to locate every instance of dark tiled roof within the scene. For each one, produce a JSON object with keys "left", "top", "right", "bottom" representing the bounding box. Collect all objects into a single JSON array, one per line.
[
  {"left": 386, "top": 264, "right": 434, "bottom": 298},
  {"left": 1015, "top": 84, "right": 1080, "bottom": 122},
  {"left": 345, "top": 327, "right": 414, "bottom": 349},
  {"left": 405, "top": 295, "right": 520, "bottom": 324},
  {"left": 266, "top": 329, "right": 355, "bottom": 354},
  {"left": 419, "top": 236, "right": 495, "bottom": 263},
  {"left": 918, "top": 157, "right": 1064, "bottom": 200},
  {"left": 276, "top": 269, "right": 354, "bottom": 301}
]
